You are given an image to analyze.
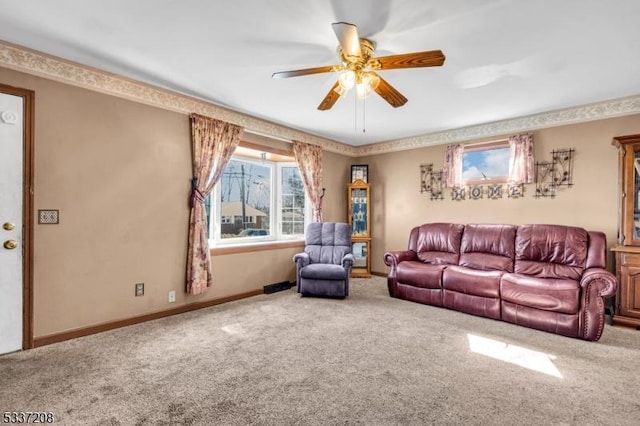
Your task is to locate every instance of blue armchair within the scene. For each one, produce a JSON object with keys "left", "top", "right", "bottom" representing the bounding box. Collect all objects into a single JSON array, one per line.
[{"left": 293, "top": 222, "right": 354, "bottom": 297}]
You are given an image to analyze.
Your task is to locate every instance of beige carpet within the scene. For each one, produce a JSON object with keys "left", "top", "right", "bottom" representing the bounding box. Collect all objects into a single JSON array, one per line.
[{"left": 1, "top": 277, "right": 639, "bottom": 425}]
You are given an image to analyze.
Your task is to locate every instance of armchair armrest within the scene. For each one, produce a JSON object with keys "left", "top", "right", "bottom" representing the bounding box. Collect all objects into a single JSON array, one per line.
[
  {"left": 293, "top": 252, "right": 310, "bottom": 294},
  {"left": 384, "top": 250, "right": 417, "bottom": 267},
  {"left": 293, "top": 252, "right": 310, "bottom": 268},
  {"left": 342, "top": 253, "right": 354, "bottom": 269}
]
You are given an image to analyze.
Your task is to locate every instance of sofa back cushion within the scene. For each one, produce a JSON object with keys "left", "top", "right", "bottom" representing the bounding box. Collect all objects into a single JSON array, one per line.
[
  {"left": 408, "top": 223, "right": 464, "bottom": 265},
  {"left": 459, "top": 224, "right": 516, "bottom": 272},
  {"left": 515, "top": 224, "right": 587, "bottom": 280},
  {"left": 305, "top": 222, "right": 352, "bottom": 265}
]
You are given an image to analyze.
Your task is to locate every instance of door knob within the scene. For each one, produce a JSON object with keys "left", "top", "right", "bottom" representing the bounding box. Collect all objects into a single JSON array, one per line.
[
  {"left": 2, "top": 222, "right": 15, "bottom": 231},
  {"left": 3, "top": 239, "right": 18, "bottom": 250}
]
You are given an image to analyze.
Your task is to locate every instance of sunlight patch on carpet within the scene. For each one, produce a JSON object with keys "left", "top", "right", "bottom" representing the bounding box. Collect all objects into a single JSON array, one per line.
[{"left": 467, "top": 334, "right": 563, "bottom": 378}]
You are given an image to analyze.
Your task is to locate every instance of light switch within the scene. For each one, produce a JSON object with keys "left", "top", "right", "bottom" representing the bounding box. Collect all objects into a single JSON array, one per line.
[{"left": 38, "top": 209, "right": 59, "bottom": 224}]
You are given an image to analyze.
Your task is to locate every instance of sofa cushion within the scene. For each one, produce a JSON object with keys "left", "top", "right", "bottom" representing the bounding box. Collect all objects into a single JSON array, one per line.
[
  {"left": 515, "top": 224, "right": 587, "bottom": 280},
  {"left": 396, "top": 261, "right": 446, "bottom": 289},
  {"left": 501, "top": 301, "right": 579, "bottom": 338},
  {"left": 300, "top": 264, "right": 348, "bottom": 280},
  {"left": 442, "top": 265, "right": 503, "bottom": 298},
  {"left": 501, "top": 273, "right": 580, "bottom": 314},
  {"left": 459, "top": 224, "right": 516, "bottom": 272},
  {"left": 408, "top": 223, "right": 464, "bottom": 265}
]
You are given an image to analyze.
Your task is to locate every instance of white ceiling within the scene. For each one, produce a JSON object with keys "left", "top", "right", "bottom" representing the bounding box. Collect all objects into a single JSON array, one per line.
[{"left": 1, "top": 0, "right": 639, "bottom": 146}]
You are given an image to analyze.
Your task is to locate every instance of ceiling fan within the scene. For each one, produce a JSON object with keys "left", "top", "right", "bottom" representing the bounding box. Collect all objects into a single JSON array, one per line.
[{"left": 272, "top": 22, "right": 445, "bottom": 110}]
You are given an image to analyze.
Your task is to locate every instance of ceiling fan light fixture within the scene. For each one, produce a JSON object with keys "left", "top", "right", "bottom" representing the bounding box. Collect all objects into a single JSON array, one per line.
[
  {"left": 364, "top": 72, "right": 380, "bottom": 90},
  {"left": 338, "top": 70, "right": 356, "bottom": 90},
  {"left": 356, "top": 72, "right": 380, "bottom": 99}
]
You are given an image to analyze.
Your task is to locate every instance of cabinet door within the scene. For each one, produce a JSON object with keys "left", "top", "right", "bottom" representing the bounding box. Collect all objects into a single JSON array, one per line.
[
  {"left": 348, "top": 183, "right": 370, "bottom": 238},
  {"left": 351, "top": 239, "right": 371, "bottom": 278},
  {"left": 620, "top": 264, "right": 640, "bottom": 318},
  {"left": 629, "top": 149, "right": 640, "bottom": 243},
  {"left": 618, "top": 140, "right": 640, "bottom": 246}
]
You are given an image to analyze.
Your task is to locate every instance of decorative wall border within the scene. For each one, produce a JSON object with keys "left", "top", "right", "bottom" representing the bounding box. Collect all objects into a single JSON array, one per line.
[
  {"left": 0, "top": 40, "right": 358, "bottom": 157},
  {"left": 359, "top": 95, "right": 640, "bottom": 156},
  {"left": 2, "top": 40, "right": 640, "bottom": 158}
]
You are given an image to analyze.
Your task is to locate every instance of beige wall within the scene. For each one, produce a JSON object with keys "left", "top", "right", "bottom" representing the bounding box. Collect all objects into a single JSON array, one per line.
[
  {"left": 4, "top": 60, "right": 638, "bottom": 339},
  {"left": 0, "top": 66, "right": 350, "bottom": 338},
  {"left": 359, "top": 115, "right": 640, "bottom": 274}
]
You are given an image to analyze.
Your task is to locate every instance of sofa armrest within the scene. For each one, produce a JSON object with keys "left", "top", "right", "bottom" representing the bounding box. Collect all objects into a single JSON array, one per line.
[
  {"left": 580, "top": 268, "right": 617, "bottom": 298},
  {"left": 383, "top": 250, "right": 417, "bottom": 298},
  {"left": 384, "top": 250, "right": 417, "bottom": 267},
  {"left": 579, "top": 268, "right": 618, "bottom": 341}
]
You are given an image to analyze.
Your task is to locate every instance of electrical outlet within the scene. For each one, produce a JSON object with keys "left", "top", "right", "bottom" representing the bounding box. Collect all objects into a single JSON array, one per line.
[
  {"left": 168, "top": 290, "right": 176, "bottom": 303},
  {"left": 135, "top": 283, "right": 144, "bottom": 296}
]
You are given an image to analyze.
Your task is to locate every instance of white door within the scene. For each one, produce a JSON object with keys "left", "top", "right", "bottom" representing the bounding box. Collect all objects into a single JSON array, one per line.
[{"left": 0, "top": 92, "right": 24, "bottom": 354}]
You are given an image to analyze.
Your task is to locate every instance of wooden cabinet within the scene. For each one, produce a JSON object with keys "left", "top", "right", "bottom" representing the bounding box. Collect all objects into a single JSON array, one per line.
[
  {"left": 347, "top": 179, "right": 371, "bottom": 278},
  {"left": 611, "top": 134, "right": 640, "bottom": 327},
  {"left": 611, "top": 247, "right": 640, "bottom": 327}
]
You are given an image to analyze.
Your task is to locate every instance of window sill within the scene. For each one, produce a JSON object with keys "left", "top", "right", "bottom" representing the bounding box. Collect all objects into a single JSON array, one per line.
[
  {"left": 464, "top": 178, "right": 508, "bottom": 186},
  {"left": 210, "top": 239, "right": 304, "bottom": 256}
]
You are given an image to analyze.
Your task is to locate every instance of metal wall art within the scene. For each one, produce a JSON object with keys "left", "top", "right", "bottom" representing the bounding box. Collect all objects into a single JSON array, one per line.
[
  {"left": 534, "top": 161, "right": 555, "bottom": 197},
  {"left": 551, "top": 148, "right": 574, "bottom": 187},
  {"left": 420, "top": 163, "right": 444, "bottom": 200},
  {"left": 534, "top": 148, "right": 575, "bottom": 198},
  {"left": 451, "top": 186, "right": 466, "bottom": 201},
  {"left": 487, "top": 184, "right": 503, "bottom": 199},
  {"left": 507, "top": 184, "right": 525, "bottom": 199},
  {"left": 469, "top": 186, "right": 483, "bottom": 200}
]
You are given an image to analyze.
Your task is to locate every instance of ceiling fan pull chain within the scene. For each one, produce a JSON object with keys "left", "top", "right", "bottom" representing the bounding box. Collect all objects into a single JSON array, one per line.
[
  {"left": 363, "top": 97, "right": 366, "bottom": 133},
  {"left": 354, "top": 94, "right": 358, "bottom": 133}
]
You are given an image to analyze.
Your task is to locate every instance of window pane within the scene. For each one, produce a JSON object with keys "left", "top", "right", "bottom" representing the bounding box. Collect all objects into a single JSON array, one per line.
[
  {"left": 219, "top": 159, "right": 271, "bottom": 238},
  {"left": 462, "top": 146, "right": 510, "bottom": 182},
  {"left": 281, "top": 166, "right": 305, "bottom": 235}
]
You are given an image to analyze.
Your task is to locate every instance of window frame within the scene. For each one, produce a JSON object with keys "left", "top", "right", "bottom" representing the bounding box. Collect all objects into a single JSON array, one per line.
[
  {"left": 277, "top": 162, "right": 308, "bottom": 238},
  {"left": 208, "top": 149, "right": 310, "bottom": 247}
]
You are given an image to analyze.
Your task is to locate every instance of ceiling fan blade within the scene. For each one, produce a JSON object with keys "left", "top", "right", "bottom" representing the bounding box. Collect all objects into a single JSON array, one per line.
[
  {"left": 317, "top": 81, "right": 341, "bottom": 110},
  {"left": 370, "top": 50, "right": 445, "bottom": 70},
  {"left": 373, "top": 74, "right": 408, "bottom": 108},
  {"left": 272, "top": 65, "right": 341, "bottom": 79},
  {"left": 332, "top": 22, "right": 362, "bottom": 59}
]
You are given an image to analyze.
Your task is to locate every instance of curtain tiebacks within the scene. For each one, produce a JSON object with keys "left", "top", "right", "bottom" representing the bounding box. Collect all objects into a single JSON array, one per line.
[{"left": 189, "top": 177, "right": 205, "bottom": 207}]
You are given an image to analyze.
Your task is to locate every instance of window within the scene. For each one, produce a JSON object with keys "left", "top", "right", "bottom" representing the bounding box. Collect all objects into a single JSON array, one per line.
[
  {"left": 280, "top": 165, "right": 306, "bottom": 235},
  {"left": 462, "top": 142, "right": 510, "bottom": 184},
  {"left": 207, "top": 148, "right": 309, "bottom": 245}
]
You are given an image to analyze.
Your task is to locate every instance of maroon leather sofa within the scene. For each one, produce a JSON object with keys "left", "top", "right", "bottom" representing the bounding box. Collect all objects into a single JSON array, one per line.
[{"left": 383, "top": 223, "right": 617, "bottom": 341}]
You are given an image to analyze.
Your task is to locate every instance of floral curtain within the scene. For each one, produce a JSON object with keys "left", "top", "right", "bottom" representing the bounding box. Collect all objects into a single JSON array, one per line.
[
  {"left": 292, "top": 140, "right": 324, "bottom": 222},
  {"left": 443, "top": 143, "right": 464, "bottom": 188},
  {"left": 508, "top": 134, "right": 535, "bottom": 184},
  {"left": 186, "top": 114, "right": 243, "bottom": 295}
]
